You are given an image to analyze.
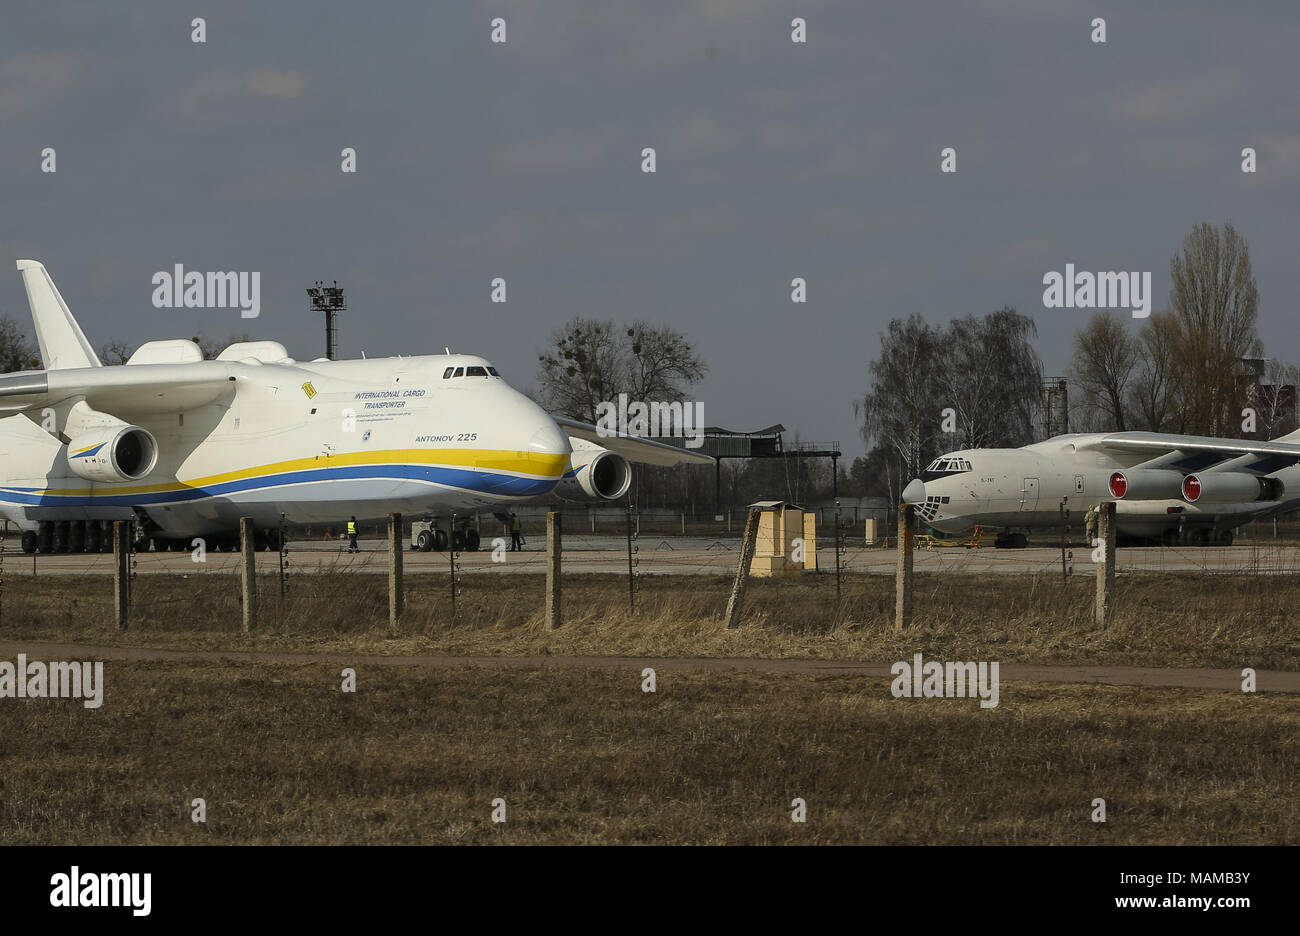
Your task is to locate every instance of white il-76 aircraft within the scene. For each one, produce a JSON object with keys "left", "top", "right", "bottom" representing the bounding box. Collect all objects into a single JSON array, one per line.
[
  {"left": 901, "top": 428, "right": 1300, "bottom": 547},
  {"left": 0, "top": 261, "right": 711, "bottom": 554}
]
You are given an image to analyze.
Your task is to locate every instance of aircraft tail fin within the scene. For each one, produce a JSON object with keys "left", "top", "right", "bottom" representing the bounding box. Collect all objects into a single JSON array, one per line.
[{"left": 16, "top": 260, "right": 101, "bottom": 370}]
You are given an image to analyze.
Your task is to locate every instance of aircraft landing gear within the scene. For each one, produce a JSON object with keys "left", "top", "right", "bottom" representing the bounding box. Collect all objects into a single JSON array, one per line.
[
  {"left": 994, "top": 532, "right": 1028, "bottom": 549},
  {"left": 21, "top": 530, "right": 38, "bottom": 554}
]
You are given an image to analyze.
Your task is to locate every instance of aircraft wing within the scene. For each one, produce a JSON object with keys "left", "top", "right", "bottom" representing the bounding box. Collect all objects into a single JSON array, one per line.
[
  {"left": 552, "top": 416, "right": 714, "bottom": 467},
  {"left": 0, "top": 362, "right": 236, "bottom": 418},
  {"left": 1080, "top": 431, "right": 1300, "bottom": 461}
]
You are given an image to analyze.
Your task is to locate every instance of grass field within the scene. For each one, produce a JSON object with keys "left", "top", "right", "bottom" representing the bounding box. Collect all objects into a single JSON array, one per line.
[
  {"left": 3, "top": 569, "right": 1297, "bottom": 844},
  {"left": 3, "top": 569, "right": 1298, "bottom": 669},
  {"left": 2, "top": 662, "right": 1296, "bottom": 845}
]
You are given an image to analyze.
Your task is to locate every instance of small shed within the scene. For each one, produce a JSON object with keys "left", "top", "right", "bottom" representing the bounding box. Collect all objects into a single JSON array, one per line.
[{"left": 748, "top": 501, "right": 816, "bottom": 576}]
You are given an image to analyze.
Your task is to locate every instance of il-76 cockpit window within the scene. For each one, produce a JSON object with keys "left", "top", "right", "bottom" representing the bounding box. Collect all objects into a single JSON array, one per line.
[{"left": 921, "top": 457, "right": 972, "bottom": 481}]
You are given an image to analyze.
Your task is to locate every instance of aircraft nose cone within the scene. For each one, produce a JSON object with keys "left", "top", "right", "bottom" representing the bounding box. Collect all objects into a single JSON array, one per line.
[
  {"left": 529, "top": 419, "right": 570, "bottom": 456},
  {"left": 901, "top": 478, "right": 926, "bottom": 504}
]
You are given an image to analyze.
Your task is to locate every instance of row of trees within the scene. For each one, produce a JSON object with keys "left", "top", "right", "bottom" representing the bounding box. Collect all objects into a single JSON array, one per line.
[
  {"left": 1069, "top": 222, "right": 1282, "bottom": 437},
  {"left": 854, "top": 308, "right": 1043, "bottom": 502}
]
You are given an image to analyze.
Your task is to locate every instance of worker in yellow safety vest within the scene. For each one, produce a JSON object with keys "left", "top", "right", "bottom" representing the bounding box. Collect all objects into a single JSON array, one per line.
[
  {"left": 510, "top": 512, "right": 523, "bottom": 551},
  {"left": 347, "top": 517, "right": 358, "bottom": 553}
]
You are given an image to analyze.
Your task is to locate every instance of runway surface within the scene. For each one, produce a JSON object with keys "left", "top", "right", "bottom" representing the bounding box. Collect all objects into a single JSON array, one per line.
[
  {"left": 2, "top": 641, "right": 1296, "bottom": 692},
  {"left": 11, "top": 539, "right": 1300, "bottom": 576}
]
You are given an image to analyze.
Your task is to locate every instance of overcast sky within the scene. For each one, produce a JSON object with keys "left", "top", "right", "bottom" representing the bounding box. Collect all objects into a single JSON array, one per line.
[{"left": 2, "top": 1, "right": 1297, "bottom": 458}]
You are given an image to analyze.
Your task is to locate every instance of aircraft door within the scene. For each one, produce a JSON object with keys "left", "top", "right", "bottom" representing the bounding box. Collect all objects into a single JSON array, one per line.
[{"left": 1020, "top": 477, "right": 1039, "bottom": 511}]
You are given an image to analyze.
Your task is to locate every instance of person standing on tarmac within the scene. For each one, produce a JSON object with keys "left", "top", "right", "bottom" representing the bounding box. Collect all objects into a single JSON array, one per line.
[
  {"left": 347, "top": 516, "right": 358, "bottom": 553},
  {"left": 510, "top": 512, "right": 523, "bottom": 551}
]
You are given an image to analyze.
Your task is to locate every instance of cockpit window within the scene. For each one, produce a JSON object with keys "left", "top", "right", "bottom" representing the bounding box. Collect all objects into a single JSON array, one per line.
[
  {"left": 466, "top": 366, "right": 488, "bottom": 377},
  {"left": 452, "top": 367, "right": 464, "bottom": 377},
  {"left": 921, "top": 457, "right": 972, "bottom": 482},
  {"left": 442, "top": 367, "right": 454, "bottom": 379},
  {"left": 487, "top": 366, "right": 499, "bottom": 377}
]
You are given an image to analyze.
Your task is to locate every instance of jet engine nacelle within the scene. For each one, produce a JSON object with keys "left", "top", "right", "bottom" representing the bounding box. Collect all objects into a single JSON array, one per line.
[
  {"left": 1108, "top": 469, "right": 1184, "bottom": 500},
  {"left": 563, "top": 444, "right": 632, "bottom": 501},
  {"left": 1182, "top": 471, "right": 1282, "bottom": 504},
  {"left": 66, "top": 425, "right": 158, "bottom": 482}
]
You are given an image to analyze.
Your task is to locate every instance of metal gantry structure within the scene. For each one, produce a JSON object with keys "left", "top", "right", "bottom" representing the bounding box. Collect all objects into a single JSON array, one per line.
[{"left": 693, "top": 425, "right": 842, "bottom": 516}]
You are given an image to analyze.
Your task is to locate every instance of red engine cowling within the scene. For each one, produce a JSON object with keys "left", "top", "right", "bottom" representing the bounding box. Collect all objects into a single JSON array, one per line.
[
  {"left": 1182, "top": 472, "right": 1282, "bottom": 504},
  {"left": 1108, "top": 469, "right": 1184, "bottom": 500}
]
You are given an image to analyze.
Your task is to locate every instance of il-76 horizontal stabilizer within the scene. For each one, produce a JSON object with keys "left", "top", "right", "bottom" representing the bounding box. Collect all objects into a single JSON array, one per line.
[{"left": 553, "top": 416, "right": 714, "bottom": 467}]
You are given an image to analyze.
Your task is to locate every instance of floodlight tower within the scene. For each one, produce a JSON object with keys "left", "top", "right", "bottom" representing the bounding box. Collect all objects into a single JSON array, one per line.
[{"left": 306, "top": 280, "right": 346, "bottom": 360}]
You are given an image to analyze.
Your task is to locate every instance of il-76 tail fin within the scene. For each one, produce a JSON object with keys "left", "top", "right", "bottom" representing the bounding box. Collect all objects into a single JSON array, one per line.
[{"left": 16, "top": 259, "right": 101, "bottom": 370}]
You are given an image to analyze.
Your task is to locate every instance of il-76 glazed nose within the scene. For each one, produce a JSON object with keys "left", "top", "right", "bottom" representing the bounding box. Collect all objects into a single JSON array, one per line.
[{"left": 901, "top": 478, "right": 926, "bottom": 504}]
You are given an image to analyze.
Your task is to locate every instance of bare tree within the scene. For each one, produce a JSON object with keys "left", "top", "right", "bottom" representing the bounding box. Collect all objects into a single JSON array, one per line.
[
  {"left": 535, "top": 317, "right": 706, "bottom": 423},
  {"left": 856, "top": 314, "right": 944, "bottom": 500},
  {"left": 1167, "top": 221, "right": 1261, "bottom": 436},
  {"left": 1069, "top": 311, "right": 1138, "bottom": 431},
  {"left": 99, "top": 340, "right": 133, "bottom": 365},
  {"left": 1127, "top": 310, "right": 1176, "bottom": 432},
  {"left": 1257, "top": 359, "right": 1300, "bottom": 439},
  {"left": 0, "top": 315, "right": 39, "bottom": 372},
  {"left": 940, "top": 307, "right": 1041, "bottom": 447}
]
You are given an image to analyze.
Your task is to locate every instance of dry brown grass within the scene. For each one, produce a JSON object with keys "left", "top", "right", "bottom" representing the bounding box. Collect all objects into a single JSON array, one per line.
[
  {"left": 1, "top": 662, "right": 1295, "bottom": 845},
  {"left": 3, "top": 570, "right": 1298, "bottom": 670}
]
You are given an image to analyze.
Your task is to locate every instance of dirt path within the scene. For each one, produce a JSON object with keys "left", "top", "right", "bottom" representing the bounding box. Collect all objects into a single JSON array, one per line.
[{"left": 2, "top": 641, "right": 1296, "bottom": 693}]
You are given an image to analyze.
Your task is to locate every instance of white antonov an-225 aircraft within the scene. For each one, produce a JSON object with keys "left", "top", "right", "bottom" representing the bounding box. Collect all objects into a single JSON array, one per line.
[
  {"left": 901, "top": 428, "right": 1300, "bottom": 547},
  {"left": 0, "top": 260, "right": 711, "bottom": 554}
]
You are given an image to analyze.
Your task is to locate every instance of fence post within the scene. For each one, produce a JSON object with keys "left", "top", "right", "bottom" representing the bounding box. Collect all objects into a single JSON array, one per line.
[
  {"left": 546, "top": 512, "right": 562, "bottom": 629},
  {"left": 113, "top": 520, "right": 130, "bottom": 630},
  {"left": 725, "top": 507, "right": 760, "bottom": 628},
  {"left": 240, "top": 517, "right": 256, "bottom": 632},
  {"left": 895, "top": 504, "right": 914, "bottom": 632},
  {"left": 1094, "top": 501, "right": 1116, "bottom": 626},
  {"left": 626, "top": 504, "right": 636, "bottom": 612},
  {"left": 389, "top": 512, "right": 403, "bottom": 631}
]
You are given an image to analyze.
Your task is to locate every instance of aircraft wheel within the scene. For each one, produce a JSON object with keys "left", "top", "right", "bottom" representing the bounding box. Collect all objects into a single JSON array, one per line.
[
  {"left": 37, "top": 523, "right": 53, "bottom": 553},
  {"left": 85, "top": 525, "right": 102, "bottom": 553},
  {"left": 417, "top": 530, "right": 433, "bottom": 552},
  {"left": 1216, "top": 529, "right": 1234, "bottom": 546},
  {"left": 451, "top": 530, "right": 466, "bottom": 551},
  {"left": 433, "top": 529, "right": 449, "bottom": 551},
  {"left": 464, "top": 529, "right": 480, "bottom": 552},
  {"left": 69, "top": 522, "right": 86, "bottom": 553},
  {"left": 133, "top": 537, "right": 151, "bottom": 552},
  {"left": 1190, "top": 528, "right": 1211, "bottom": 546},
  {"left": 21, "top": 531, "right": 38, "bottom": 554},
  {"left": 53, "top": 523, "right": 70, "bottom": 553}
]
